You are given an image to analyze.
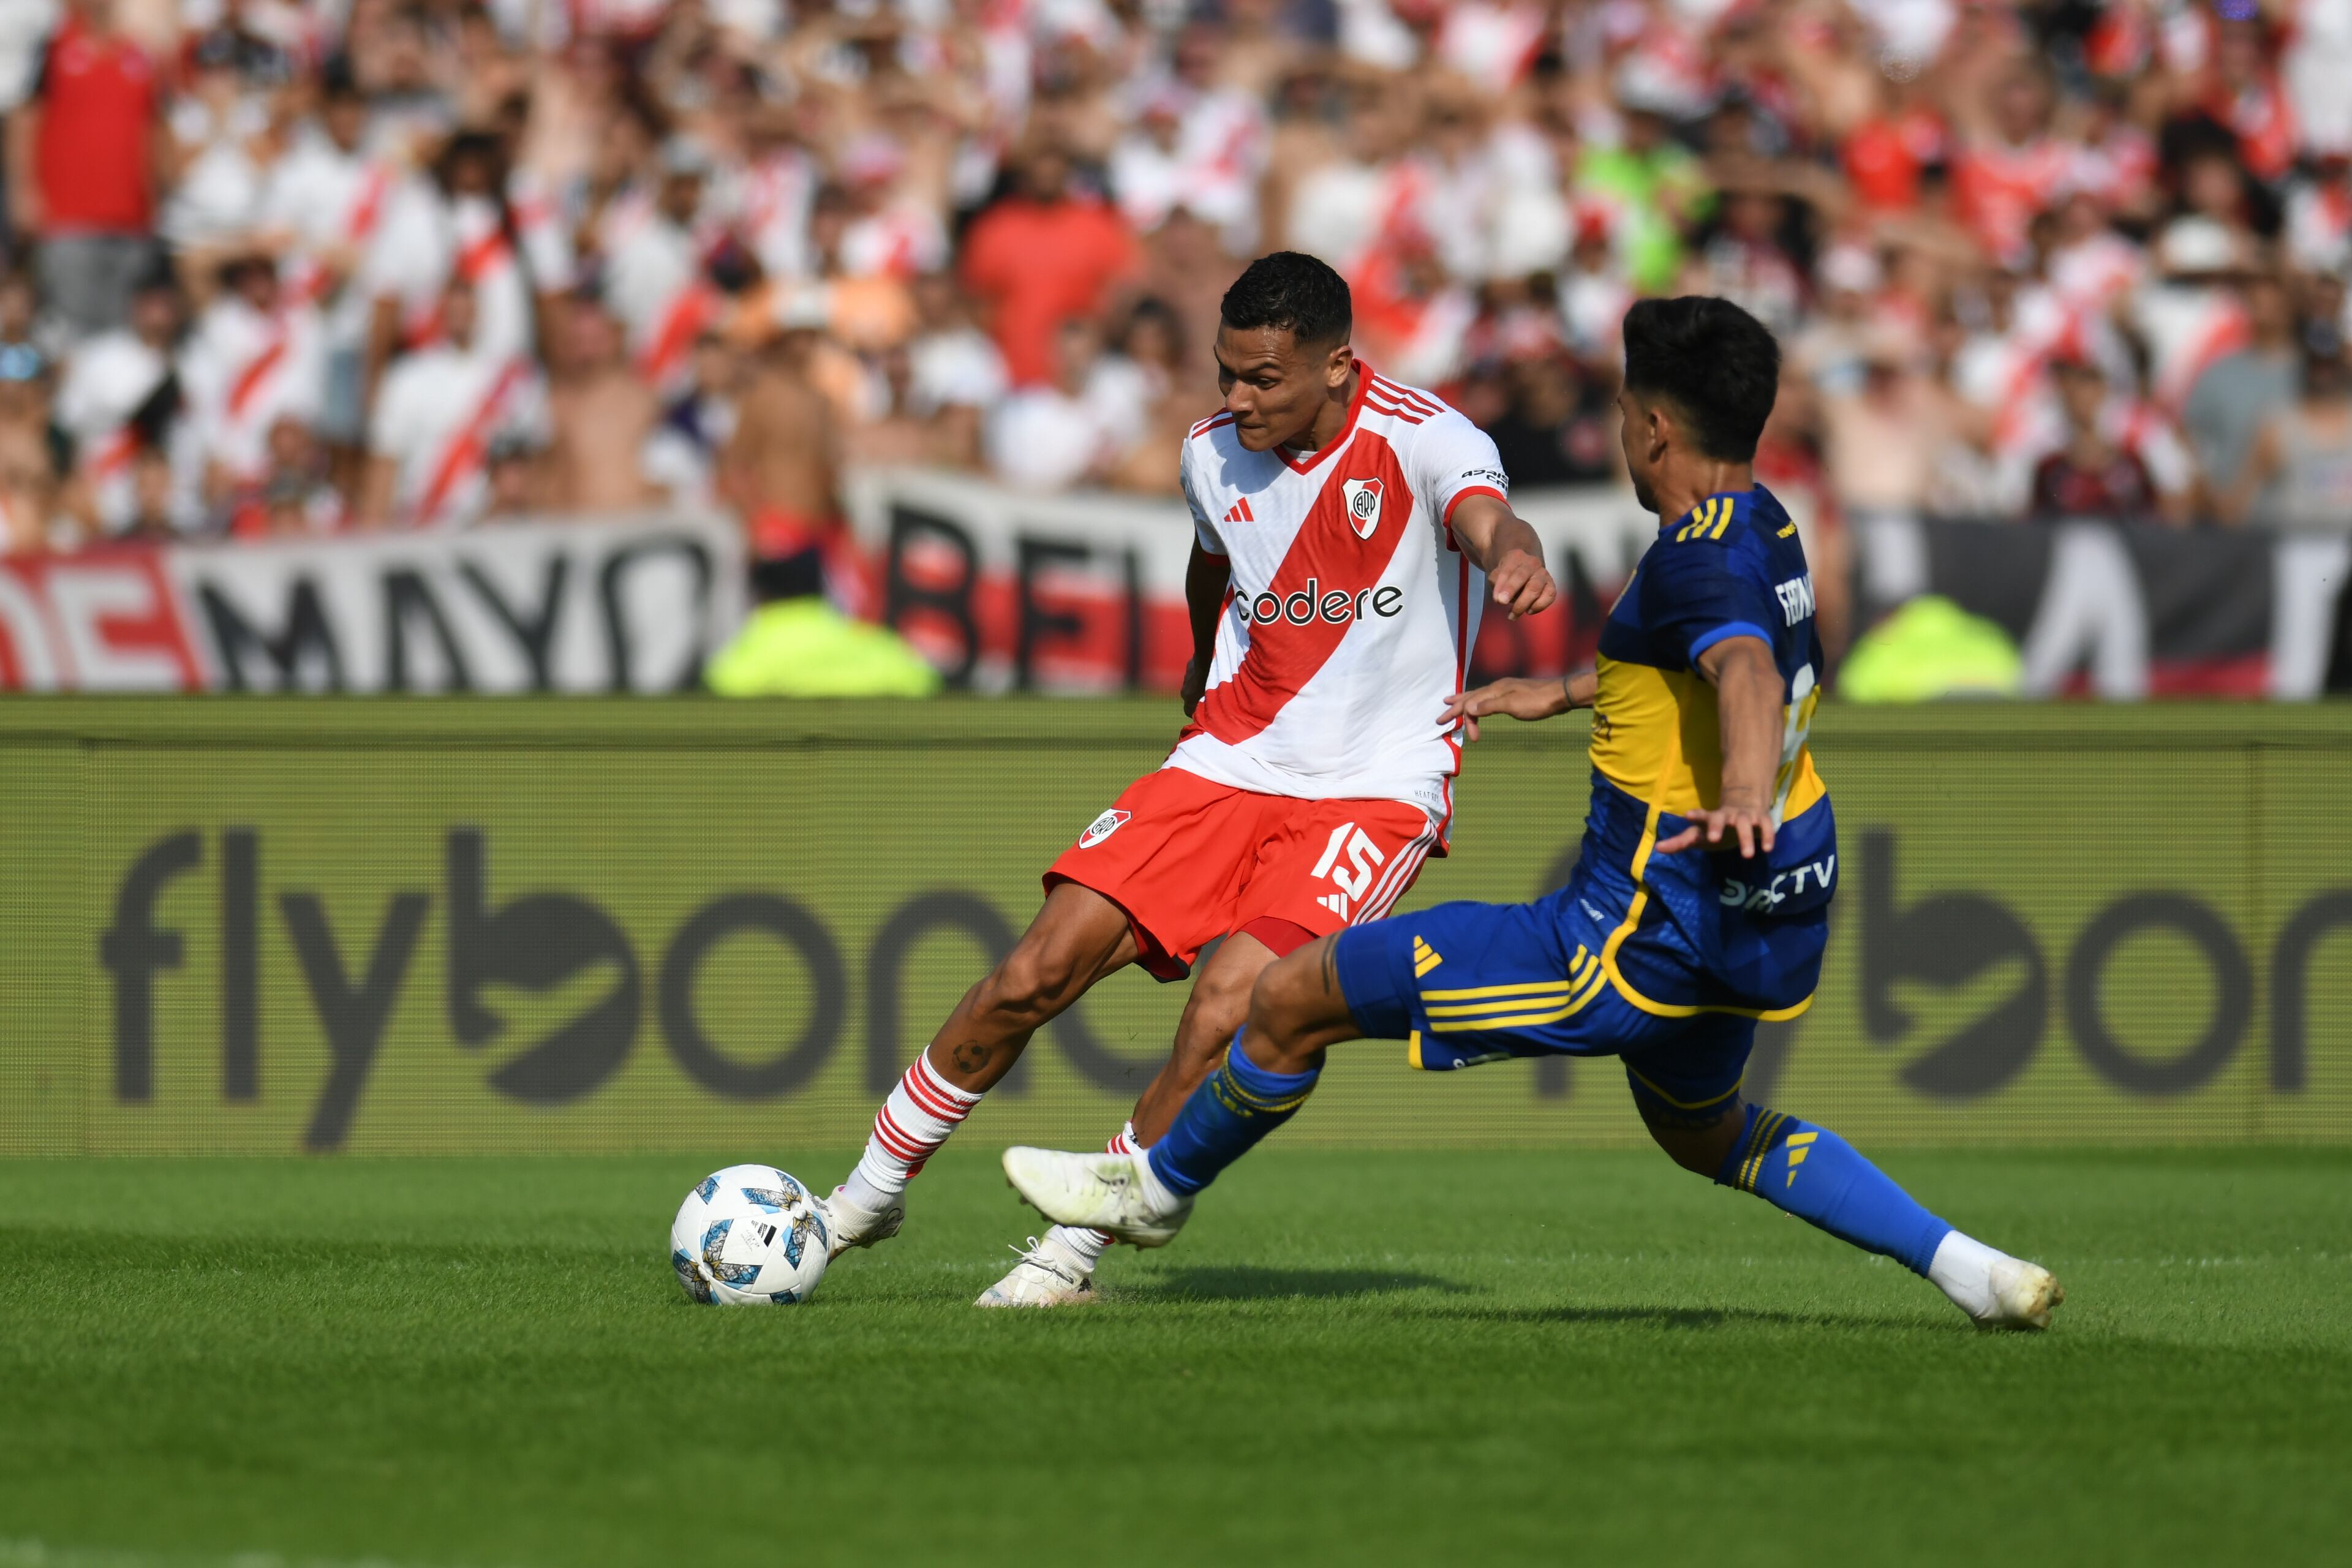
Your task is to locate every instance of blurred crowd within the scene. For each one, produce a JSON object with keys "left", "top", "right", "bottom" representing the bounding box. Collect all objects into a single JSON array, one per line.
[{"left": 2, "top": 0, "right": 2352, "bottom": 562}]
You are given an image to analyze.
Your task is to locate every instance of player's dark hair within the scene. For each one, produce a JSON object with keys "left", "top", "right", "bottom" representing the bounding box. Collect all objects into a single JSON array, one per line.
[
  {"left": 1621, "top": 296, "right": 1781, "bottom": 462},
  {"left": 1220, "top": 252, "right": 1352, "bottom": 349}
]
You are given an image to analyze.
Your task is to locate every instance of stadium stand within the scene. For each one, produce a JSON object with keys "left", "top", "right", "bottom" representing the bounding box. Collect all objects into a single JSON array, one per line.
[{"left": 0, "top": 0, "right": 2346, "bottom": 693}]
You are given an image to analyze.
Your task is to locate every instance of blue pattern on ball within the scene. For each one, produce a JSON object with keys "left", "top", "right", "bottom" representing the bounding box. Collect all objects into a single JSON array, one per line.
[
  {"left": 671, "top": 1248, "right": 712, "bottom": 1305},
  {"left": 698, "top": 1217, "right": 762, "bottom": 1286}
]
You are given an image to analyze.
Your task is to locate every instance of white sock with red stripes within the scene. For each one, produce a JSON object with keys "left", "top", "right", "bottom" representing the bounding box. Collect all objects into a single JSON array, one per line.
[
  {"left": 1039, "top": 1122, "right": 1142, "bottom": 1273},
  {"left": 841, "top": 1053, "right": 984, "bottom": 1211}
]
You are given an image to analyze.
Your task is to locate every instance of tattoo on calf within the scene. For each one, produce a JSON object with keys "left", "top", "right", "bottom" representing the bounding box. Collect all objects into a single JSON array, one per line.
[
  {"left": 1319, "top": 940, "right": 1338, "bottom": 996},
  {"left": 950, "top": 1040, "right": 991, "bottom": 1076}
]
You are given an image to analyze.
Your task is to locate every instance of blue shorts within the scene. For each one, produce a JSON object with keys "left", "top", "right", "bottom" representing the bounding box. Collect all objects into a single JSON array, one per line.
[{"left": 1333, "top": 881, "right": 1800, "bottom": 1129}]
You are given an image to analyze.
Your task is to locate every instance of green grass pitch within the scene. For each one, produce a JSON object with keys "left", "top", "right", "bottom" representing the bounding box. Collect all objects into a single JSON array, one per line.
[{"left": 3, "top": 1147, "right": 2348, "bottom": 1567}]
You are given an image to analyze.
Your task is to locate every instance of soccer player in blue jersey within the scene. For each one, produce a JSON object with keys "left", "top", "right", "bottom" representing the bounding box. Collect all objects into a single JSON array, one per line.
[{"left": 1004, "top": 295, "right": 2064, "bottom": 1330}]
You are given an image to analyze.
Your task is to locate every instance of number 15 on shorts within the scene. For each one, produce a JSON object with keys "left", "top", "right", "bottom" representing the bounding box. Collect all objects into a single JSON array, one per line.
[{"left": 1310, "top": 822, "right": 1386, "bottom": 920}]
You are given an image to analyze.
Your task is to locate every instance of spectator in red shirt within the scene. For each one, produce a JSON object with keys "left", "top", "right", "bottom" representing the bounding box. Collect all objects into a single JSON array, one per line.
[
  {"left": 958, "top": 143, "right": 1141, "bottom": 388},
  {"left": 4, "top": 0, "right": 165, "bottom": 339},
  {"left": 2198, "top": 17, "right": 2296, "bottom": 184},
  {"left": 1951, "top": 61, "right": 2071, "bottom": 266},
  {"left": 1843, "top": 77, "right": 1946, "bottom": 215}
]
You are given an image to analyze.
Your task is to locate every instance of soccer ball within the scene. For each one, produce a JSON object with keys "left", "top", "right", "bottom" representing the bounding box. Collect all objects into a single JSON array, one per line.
[{"left": 670, "top": 1164, "right": 831, "bottom": 1305}]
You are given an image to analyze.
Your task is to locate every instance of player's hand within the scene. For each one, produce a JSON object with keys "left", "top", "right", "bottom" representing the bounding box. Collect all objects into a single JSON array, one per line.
[
  {"left": 1487, "top": 546, "right": 1557, "bottom": 620},
  {"left": 1441, "top": 676, "right": 1570, "bottom": 741},
  {"left": 1180, "top": 655, "right": 1209, "bottom": 718},
  {"left": 1656, "top": 794, "right": 1777, "bottom": 860}
]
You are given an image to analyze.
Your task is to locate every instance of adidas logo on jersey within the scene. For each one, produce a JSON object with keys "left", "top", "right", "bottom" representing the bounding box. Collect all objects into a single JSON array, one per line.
[
  {"left": 1234, "top": 576, "right": 1406, "bottom": 627},
  {"left": 1317, "top": 891, "right": 1349, "bottom": 919},
  {"left": 1341, "top": 478, "right": 1384, "bottom": 538},
  {"left": 1223, "top": 497, "right": 1255, "bottom": 524}
]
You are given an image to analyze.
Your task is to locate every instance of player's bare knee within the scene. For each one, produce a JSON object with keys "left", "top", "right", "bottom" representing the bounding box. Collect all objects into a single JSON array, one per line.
[
  {"left": 1641, "top": 1103, "right": 1744, "bottom": 1178},
  {"left": 1184, "top": 957, "right": 1257, "bottom": 1042},
  {"left": 1655, "top": 1134, "right": 1721, "bottom": 1180},
  {"left": 1243, "top": 954, "right": 1324, "bottom": 1065}
]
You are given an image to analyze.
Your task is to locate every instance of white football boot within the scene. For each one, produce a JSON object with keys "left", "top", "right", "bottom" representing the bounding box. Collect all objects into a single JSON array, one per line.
[
  {"left": 1975, "top": 1256, "right": 2065, "bottom": 1330},
  {"left": 821, "top": 1184, "right": 905, "bottom": 1261},
  {"left": 1001, "top": 1147, "right": 1193, "bottom": 1248},
  {"left": 974, "top": 1235, "right": 1098, "bottom": 1308},
  {"left": 1929, "top": 1231, "right": 2064, "bottom": 1330}
]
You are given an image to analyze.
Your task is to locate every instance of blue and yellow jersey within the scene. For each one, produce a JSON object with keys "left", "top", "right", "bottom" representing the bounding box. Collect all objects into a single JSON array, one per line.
[{"left": 1572, "top": 483, "right": 1834, "bottom": 1019}]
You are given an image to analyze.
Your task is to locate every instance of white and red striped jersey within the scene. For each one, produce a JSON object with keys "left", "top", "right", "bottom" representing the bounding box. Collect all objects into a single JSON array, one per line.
[
  {"left": 2133, "top": 282, "right": 2252, "bottom": 413},
  {"left": 180, "top": 296, "right": 326, "bottom": 488},
  {"left": 1436, "top": 1, "right": 1550, "bottom": 92},
  {"left": 2048, "top": 231, "right": 2146, "bottom": 317},
  {"left": 1171, "top": 366, "right": 1509, "bottom": 834},
  {"left": 261, "top": 135, "right": 393, "bottom": 347},
  {"left": 1952, "top": 137, "right": 2075, "bottom": 264},
  {"left": 736, "top": 148, "right": 821, "bottom": 282},
  {"left": 508, "top": 168, "right": 578, "bottom": 297},
  {"left": 839, "top": 203, "right": 949, "bottom": 281},
  {"left": 2286, "top": 176, "right": 2352, "bottom": 274},
  {"left": 367, "top": 186, "right": 537, "bottom": 364},
  {"left": 368, "top": 346, "right": 549, "bottom": 528},
  {"left": 603, "top": 208, "right": 708, "bottom": 394},
  {"left": 57, "top": 329, "right": 168, "bottom": 532}
]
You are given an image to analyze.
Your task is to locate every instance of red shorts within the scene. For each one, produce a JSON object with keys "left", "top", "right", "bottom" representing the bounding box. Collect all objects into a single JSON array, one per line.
[{"left": 1045, "top": 767, "right": 1439, "bottom": 981}]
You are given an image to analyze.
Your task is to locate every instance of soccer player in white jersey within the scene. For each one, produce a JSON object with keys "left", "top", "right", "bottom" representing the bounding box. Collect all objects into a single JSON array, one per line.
[{"left": 821, "top": 252, "right": 1557, "bottom": 1305}]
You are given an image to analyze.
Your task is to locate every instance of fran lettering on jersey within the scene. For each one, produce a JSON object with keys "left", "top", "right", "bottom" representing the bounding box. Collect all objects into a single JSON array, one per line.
[{"left": 1774, "top": 574, "right": 1816, "bottom": 627}]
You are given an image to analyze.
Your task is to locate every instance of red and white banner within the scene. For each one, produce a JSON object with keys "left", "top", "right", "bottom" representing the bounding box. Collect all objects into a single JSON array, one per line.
[
  {"left": 13, "top": 483, "right": 2339, "bottom": 699},
  {"left": 0, "top": 513, "right": 744, "bottom": 693},
  {"left": 845, "top": 473, "right": 2352, "bottom": 698},
  {"left": 841, "top": 468, "right": 1658, "bottom": 693}
]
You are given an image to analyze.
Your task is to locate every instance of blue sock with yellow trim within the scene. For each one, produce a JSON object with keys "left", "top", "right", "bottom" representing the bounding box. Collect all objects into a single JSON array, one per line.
[
  {"left": 1147, "top": 1033, "right": 1321, "bottom": 1197},
  {"left": 1714, "top": 1104, "right": 1950, "bottom": 1275}
]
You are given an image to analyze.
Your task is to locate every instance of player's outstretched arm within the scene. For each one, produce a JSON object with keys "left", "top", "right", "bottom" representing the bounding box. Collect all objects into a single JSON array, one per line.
[
  {"left": 1656, "top": 635, "right": 1780, "bottom": 859},
  {"left": 1445, "top": 493, "right": 1558, "bottom": 621},
  {"left": 1440, "top": 670, "right": 1597, "bottom": 741}
]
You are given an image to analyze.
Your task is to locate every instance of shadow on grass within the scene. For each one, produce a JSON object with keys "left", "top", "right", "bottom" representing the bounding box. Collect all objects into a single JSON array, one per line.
[
  {"left": 1413, "top": 1302, "right": 1923, "bottom": 1333},
  {"left": 1117, "top": 1265, "right": 1473, "bottom": 1303}
]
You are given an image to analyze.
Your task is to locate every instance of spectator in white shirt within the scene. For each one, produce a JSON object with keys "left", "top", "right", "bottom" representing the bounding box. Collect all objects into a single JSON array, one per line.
[
  {"left": 1109, "top": 87, "right": 1191, "bottom": 235},
  {"left": 55, "top": 260, "right": 179, "bottom": 534},
  {"left": 361, "top": 275, "right": 549, "bottom": 529},
  {"left": 160, "top": 27, "right": 271, "bottom": 257},
  {"left": 907, "top": 270, "right": 1006, "bottom": 469},
  {"left": 258, "top": 62, "right": 385, "bottom": 452},
  {"left": 179, "top": 249, "right": 326, "bottom": 518},
  {"left": 602, "top": 136, "right": 710, "bottom": 391},
  {"left": 362, "top": 131, "right": 538, "bottom": 407},
  {"left": 986, "top": 316, "right": 1140, "bottom": 491}
]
